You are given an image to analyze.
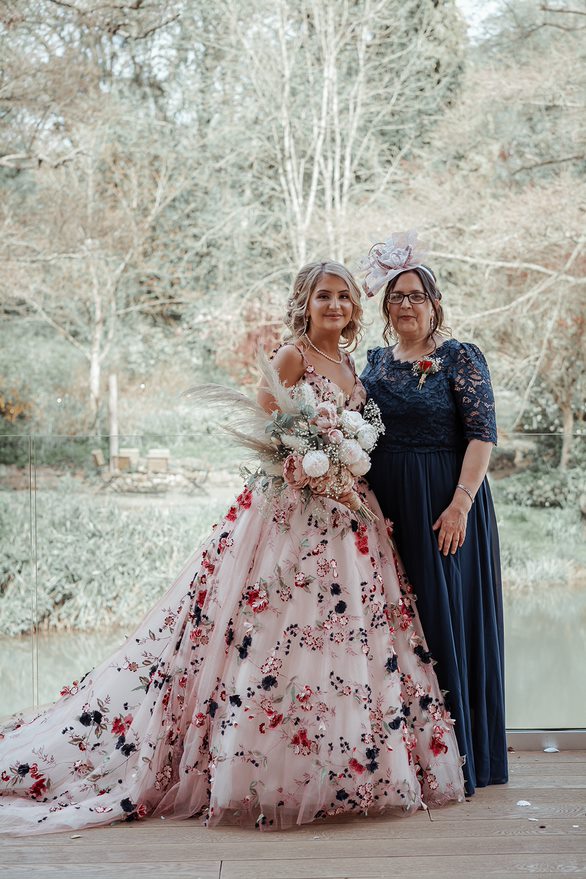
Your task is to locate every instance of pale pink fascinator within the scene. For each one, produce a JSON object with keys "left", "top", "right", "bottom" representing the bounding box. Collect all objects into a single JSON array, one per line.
[{"left": 361, "top": 230, "right": 435, "bottom": 298}]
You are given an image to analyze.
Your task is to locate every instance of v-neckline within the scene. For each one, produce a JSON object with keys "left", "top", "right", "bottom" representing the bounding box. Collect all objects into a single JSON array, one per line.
[{"left": 308, "top": 367, "right": 358, "bottom": 401}]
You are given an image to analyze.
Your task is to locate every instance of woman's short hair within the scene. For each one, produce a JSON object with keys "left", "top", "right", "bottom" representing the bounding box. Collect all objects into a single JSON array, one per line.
[{"left": 285, "top": 260, "right": 365, "bottom": 351}]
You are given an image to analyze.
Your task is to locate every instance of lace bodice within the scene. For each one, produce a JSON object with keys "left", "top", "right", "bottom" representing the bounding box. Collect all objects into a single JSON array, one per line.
[{"left": 360, "top": 339, "right": 497, "bottom": 452}]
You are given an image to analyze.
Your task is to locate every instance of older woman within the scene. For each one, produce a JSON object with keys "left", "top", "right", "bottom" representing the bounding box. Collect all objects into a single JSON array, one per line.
[{"left": 360, "top": 233, "right": 508, "bottom": 796}]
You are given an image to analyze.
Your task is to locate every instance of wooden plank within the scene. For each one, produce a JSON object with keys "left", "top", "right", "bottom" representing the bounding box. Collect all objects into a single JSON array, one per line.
[
  {"left": 1, "top": 816, "right": 582, "bottom": 847},
  {"left": 506, "top": 775, "right": 586, "bottom": 788},
  {"left": 507, "top": 751, "right": 586, "bottom": 763},
  {"left": 509, "top": 763, "right": 586, "bottom": 777},
  {"left": 220, "top": 854, "right": 586, "bottom": 878},
  {"left": 2, "top": 833, "right": 586, "bottom": 865},
  {"left": 0, "top": 864, "right": 220, "bottom": 879}
]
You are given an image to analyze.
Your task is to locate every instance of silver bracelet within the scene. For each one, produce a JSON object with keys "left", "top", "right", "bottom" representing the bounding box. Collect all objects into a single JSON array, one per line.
[{"left": 456, "top": 483, "right": 474, "bottom": 504}]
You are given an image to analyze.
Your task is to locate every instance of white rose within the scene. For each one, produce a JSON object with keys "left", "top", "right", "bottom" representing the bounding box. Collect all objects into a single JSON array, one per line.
[
  {"left": 338, "top": 438, "right": 363, "bottom": 466},
  {"left": 348, "top": 451, "right": 371, "bottom": 476},
  {"left": 340, "top": 410, "right": 364, "bottom": 436},
  {"left": 302, "top": 450, "right": 330, "bottom": 477},
  {"left": 356, "top": 424, "right": 378, "bottom": 451}
]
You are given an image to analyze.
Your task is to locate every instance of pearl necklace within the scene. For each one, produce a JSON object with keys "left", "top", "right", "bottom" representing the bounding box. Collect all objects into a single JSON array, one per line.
[{"left": 304, "top": 334, "right": 344, "bottom": 364}]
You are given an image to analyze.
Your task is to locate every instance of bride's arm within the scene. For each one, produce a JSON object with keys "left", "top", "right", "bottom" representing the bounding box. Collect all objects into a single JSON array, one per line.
[{"left": 257, "top": 345, "right": 306, "bottom": 414}]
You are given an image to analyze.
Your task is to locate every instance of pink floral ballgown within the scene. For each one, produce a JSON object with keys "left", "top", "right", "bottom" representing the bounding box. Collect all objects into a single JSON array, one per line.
[{"left": 0, "top": 355, "right": 464, "bottom": 835}]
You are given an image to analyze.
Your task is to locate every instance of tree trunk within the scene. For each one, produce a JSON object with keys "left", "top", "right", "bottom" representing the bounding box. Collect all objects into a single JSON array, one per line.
[
  {"left": 108, "top": 373, "right": 119, "bottom": 472},
  {"left": 89, "top": 341, "right": 101, "bottom": 428},
  {"left": 559, "top": 404, "right": 574, "bottom": 471}
]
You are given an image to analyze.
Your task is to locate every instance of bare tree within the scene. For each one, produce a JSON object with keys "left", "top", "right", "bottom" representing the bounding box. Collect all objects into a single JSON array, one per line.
[{"left": 219, "top": 0, "right": 465, "bottom": 265}]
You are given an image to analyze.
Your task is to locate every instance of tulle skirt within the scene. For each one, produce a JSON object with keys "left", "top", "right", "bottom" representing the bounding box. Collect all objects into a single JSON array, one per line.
[{"left": 0, "top": 482, "right": 464, "bottom": 835}]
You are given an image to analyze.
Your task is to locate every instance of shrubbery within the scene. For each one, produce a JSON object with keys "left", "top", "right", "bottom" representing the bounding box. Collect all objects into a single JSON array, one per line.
[
  {"left": 492, "top": 467, "right": 584, "bottom": 509},
  {"left": 0, "top": 489, "right": 231, "bottom": 636}
]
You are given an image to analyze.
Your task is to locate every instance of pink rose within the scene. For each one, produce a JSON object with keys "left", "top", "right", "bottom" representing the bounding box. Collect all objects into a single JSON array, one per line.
[
  {"left": 308, "top": 473, "right": 334, "bottom": 495},
  {"left": 283, "top": 453, "right": 310, "bottom": 489},
  {"left": 310, "top": 402, "right": 338, "bottom": 432},
  {"left": 326, "top": 428, "right": 344, "bottom": 444}
]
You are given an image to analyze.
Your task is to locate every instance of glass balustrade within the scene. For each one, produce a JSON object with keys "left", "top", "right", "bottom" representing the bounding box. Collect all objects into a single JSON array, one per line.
[{"left": 1, "top": 431, "right": 584, "bottom": 731}]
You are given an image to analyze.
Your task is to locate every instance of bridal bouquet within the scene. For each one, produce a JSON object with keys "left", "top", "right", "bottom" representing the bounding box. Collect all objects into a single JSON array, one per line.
[
  {"left": 263, "top": 384, "right": 385, "bottom": 522},
  {"left": 184, "top": 352, "right": 385, "bottom": 522}
]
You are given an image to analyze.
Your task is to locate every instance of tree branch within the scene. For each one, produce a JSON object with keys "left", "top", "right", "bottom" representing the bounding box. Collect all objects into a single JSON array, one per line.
[{"left": 511, "top": 154, "right": 585, "bottom": 175}]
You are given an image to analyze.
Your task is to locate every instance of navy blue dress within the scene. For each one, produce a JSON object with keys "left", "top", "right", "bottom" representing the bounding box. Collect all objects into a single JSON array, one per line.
[{"left": 360, "top": 339, "right": 508, "bottom": 795}]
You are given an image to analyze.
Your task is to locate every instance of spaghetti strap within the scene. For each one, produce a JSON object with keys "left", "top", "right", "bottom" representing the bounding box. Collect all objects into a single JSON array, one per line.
[
  {"left": 270, "top": 340, "right": 309, "bottom": 368},
  {"left": 345, "top": 351, "right": 357, "bottom": 377}
]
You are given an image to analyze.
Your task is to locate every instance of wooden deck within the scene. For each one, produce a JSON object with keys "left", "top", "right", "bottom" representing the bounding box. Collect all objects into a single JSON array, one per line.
[{"left": 1, "top": 751, "right": 585, "bottom": 878}]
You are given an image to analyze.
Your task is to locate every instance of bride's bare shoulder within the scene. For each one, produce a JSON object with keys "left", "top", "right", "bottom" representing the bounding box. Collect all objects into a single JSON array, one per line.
[{"left": 270, "top": 342, "right": 306, "bottom": 386}]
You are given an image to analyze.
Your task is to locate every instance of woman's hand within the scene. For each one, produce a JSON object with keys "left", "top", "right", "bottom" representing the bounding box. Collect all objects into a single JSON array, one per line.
[
  {"left": 432, "top": 496, "right": 471, "bottom": 556},
  {"left": 337, "top": 490, "right": 362, "bottom": 511}
]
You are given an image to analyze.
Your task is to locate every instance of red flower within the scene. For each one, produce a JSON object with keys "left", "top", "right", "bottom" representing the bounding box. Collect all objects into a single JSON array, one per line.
[
  {"left": 111, "top": 714, "right": 133, "bottom": 737},
  {"left": 269, "top": 713, "right": 283, "bottom": 728},
  {"left": 28, "top": 777, "right": 47, "bottom": 799},
  {"left": 201, "top": 552, "right": 215, "bottom": 575},
  {"left": 296, "top": 686, "right": 313, "bottom": 705},
  {"left": 349, "top": 757, "right": 366, "bottom": 774},
  {"left": 194, "top": 713, "right": 206, "bottom": 727},
  {"left": 246, "top": 588, "right": 269, "bottom": 613},
  {"left": 136, "top": 803, "right": 148, "bottom": 818},
  {"left": 237, "top": 488, "right": 253, "bottom": 509},
  {"left": 291, "top": 728, "right": 317, "bottom": 755},
  {"left": 354, "top": 525, "right": 369, "bottom": 555},
  {"left": 419, "top": 359, "right": 432, "bottom": 371},
  {"left": 1, "top": 771, "right": 10, "bottom": 782},
  {"left": 189, "top": 627, "right": 209, "bottom": 645},
  {"left": 226, "top": 506, "right": 238, "bottom": 522},
  {"left": 430, "top": 733, "right": 448, "bottom": 756}
]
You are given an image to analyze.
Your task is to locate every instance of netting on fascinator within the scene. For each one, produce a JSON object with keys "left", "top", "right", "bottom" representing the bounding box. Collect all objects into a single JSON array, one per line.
[{"left": 360, "top": 230, "right": 436, "bottom": 298}]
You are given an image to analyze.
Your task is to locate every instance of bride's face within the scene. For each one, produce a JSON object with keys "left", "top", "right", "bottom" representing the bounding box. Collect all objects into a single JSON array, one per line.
[{"left": 306, "top": 273, "right": 354, "bottom": 334}]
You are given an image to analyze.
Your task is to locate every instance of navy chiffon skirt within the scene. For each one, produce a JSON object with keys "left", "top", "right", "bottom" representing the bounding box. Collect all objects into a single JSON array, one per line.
[{"left": 368, "top": 447, "right": 508, "bottom": 795}]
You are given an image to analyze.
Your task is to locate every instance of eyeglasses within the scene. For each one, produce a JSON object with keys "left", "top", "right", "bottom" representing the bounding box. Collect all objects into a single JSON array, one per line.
[{"left": 387, "top": 292, "right": 427, "bottom": 305}]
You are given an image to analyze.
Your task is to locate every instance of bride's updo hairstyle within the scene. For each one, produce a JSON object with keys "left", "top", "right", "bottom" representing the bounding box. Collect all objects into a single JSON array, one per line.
[{"left": 285, "top": 259, "right": 365, "bottom": 351}]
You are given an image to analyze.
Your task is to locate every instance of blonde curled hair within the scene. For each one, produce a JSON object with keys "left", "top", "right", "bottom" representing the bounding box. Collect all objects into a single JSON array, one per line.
[{"left": 284, "top": 260, "right": 365, "bottom": 351}]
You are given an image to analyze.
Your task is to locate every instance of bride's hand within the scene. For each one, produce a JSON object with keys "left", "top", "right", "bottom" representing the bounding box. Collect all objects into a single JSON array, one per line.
[{"left": 337, "top": 490, "right": 362, "bottom": 511}]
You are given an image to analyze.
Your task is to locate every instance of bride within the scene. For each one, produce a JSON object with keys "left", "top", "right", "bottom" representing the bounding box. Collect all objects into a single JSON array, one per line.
[{"left": 0, "top": 260, "right": 464, "bottom": 835}]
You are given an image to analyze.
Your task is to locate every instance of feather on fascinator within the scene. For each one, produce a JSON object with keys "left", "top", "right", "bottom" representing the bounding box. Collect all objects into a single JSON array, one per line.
[{"left": 361, "top": 230, "right": 434, "bottom": 298}]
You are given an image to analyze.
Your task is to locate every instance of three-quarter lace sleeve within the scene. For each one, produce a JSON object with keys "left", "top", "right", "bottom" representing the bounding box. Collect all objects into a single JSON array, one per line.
[{"left": 451, "top": 343, "right": 497, "bottom": 444}]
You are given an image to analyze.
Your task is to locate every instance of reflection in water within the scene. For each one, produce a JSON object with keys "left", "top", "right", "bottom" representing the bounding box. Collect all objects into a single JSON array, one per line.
[
  {"left": 0, "top": 629, "right": 127, "bottom": 717},
  {"left": 504, "top": 592, "right": 586, "bottom": 728}
]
